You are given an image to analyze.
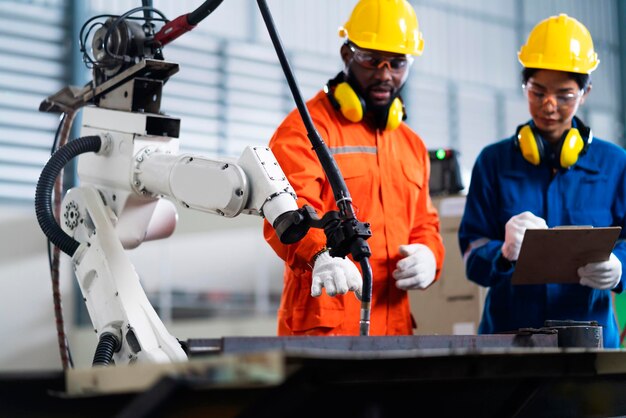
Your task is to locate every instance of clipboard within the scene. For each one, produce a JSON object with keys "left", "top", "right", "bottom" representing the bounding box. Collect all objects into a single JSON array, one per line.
[{"left": 511, "top": 226, "right": 622, "bottom": 285}]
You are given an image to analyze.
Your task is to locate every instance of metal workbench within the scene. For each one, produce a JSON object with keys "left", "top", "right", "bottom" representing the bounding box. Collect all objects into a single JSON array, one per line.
[{"left": 3, "top": 329, "right": 626, "bottom": 418}]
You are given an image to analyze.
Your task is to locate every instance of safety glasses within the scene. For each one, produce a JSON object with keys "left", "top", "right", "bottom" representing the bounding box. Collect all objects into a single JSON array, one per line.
[
  {"left": 348, "top": 42, "right": 413, "bottom": 72},
  {"left": 523, "top": 82, "right": 584, "bottom": 108}
]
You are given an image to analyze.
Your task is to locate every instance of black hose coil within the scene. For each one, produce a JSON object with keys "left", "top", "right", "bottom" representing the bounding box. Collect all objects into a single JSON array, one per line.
[{"left": 35, "top": 135, "right": 102, "bottom": 257}]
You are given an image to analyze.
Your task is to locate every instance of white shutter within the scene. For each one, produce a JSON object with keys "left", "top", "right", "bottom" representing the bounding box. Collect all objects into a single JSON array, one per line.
[{"left": 0, "top": 0, "right": 69, "bottom": 202}]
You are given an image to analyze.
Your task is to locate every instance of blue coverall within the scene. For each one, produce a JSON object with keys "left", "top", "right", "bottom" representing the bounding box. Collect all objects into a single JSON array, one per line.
[{"left": 459, "top": 125, "right": 626, "bottom": 348}]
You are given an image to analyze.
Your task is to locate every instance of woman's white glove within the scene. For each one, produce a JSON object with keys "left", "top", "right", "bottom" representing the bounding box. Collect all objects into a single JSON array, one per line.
[
  {"left": 578, "top": 253, "right": 622, "bottom": 290},
  {"left": 392, "top": 244, "right": 437, "bottom": 290},
  {"left": 311, "top": 251, "right": 362, "bottom": 299},
  {"left": 501, "top": 211, "right": 548, "bottom": 261}
]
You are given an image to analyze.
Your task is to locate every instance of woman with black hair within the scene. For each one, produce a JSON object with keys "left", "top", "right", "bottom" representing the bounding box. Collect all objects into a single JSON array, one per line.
[{"left": 459, "top": 14, "right": 626, "bottom": 348}]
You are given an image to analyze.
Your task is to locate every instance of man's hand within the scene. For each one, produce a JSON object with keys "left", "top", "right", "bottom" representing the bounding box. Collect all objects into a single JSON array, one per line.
[
  {"left": 578, "top": 253, "right": 622, "bottom": 290},
  {"left": 501, "top": 211, "right": 548, "bottom": 261},
  {"left": 392, "top": 244, "right": 436, "bottom": 290},
  {"left": 311, "top": 251, "right": 362, "bottom": 299}
]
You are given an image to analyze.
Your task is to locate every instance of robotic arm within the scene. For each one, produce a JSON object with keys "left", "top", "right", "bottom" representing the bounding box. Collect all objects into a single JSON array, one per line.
[
  {"left": 37, "top": 0, "right": 371, "bottom": 366},
  {"left": 36, "top": 97, "right": 307, "bottom": 366},
  {"left": 36, "top": 2, "right": 309, "bottom": 366},
  {"left": 37, "top": 101, "right": 307, "bottom": 366},
  {"left": 76, "top": 105, "right": 304, "bottom": 250}
]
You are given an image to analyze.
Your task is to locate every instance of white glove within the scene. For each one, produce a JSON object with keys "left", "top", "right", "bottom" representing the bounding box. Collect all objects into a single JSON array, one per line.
[
  {"left": 392, "top": 244, "right": 437, "bottom": 290},
  {"left": 311, "top": 251, "right": 362, "bottom": 299},
  {"left": 501, "top": 211, "right": 548, "bottom": 261},
  {"left": 578, "top": 253, "right": 622, "bottom": 290}
]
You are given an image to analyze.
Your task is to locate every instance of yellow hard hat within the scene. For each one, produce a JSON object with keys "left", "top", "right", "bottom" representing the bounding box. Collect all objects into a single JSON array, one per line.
[
  {"left": 518, "top": 14, "right": 599, "bottom": 74},
  {"left": 338, "top": 0, "right": 424, "bottom": 56}
]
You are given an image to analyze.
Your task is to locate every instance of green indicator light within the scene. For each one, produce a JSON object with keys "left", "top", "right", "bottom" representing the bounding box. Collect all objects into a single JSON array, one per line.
[{"left": 436, "top": 149, "right": 446, "bottom": 160}]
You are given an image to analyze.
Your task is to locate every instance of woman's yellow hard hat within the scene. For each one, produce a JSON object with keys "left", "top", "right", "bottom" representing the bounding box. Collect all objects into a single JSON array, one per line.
[{"left": 518, "top": 14, "right": 599, "bottom": 74}]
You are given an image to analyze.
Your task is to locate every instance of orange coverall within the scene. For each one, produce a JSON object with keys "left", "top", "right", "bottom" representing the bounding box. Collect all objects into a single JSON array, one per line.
[{"left": 264, "top": 90, "right": 444, "bottom": 336}]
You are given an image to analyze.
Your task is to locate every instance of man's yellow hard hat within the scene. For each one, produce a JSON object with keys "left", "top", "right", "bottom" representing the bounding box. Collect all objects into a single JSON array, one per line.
[
  {"left": 518, "top": 14, "right": 599, "bottom": 74},
  {"left": 338, "top": 0, "right": 424, "bottom": 56}
]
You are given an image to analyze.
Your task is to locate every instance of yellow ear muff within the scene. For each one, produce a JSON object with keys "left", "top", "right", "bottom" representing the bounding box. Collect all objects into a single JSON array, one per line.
[
  {"left": 334, "top": 82, "right": 364, "bottom": 123},
  {"left": 515, "top": 117, "right": 591, "bottom": 168},
  {"left": 385, "top": 97, "right": 404, "bottom": 131},
  {"left": 328, "top": 78, "right": 405, "bottom": 130},
  {"left": 560, "top": 128, "right": 584, "bottom": 168},
  {"left": 517, "top": 124, "right": 541, "bottom": 166}
]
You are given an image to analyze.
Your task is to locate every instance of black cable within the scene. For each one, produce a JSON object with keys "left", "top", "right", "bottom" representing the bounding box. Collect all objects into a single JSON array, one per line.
[
  {"left": 256, "top": 0, "right": 373, "bottom": 335},
  {"left": 81, "top": 21, "right": 106, "bottom": 69},
  {"left": 188, "top": 0, "right": 224, "bottom": 26},
  {"left": 79, "top": 12, "right": 167, "bottom": 69},
  {"left": 102, "top": 7, "right": 168, "bottom": 63},
  {"left": 256, "top": 0, "right": 353, "bottom": 217}
]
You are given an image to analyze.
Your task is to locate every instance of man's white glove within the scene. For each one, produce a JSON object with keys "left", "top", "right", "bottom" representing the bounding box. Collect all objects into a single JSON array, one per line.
[
  {"left": 501, "top": 211, "right": 548, "bottom": 261},
  {"left": 392, "top": 244, "right": 437, "bottom": 290},
  {"left": 578, "top": 253, "right": 622, "bottom": 290},
  {"left": 311, "top": 251, "right": 362, "bottom": 299}
]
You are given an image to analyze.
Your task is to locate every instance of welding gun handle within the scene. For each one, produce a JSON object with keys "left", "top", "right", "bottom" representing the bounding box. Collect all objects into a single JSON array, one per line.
[
  {"left": 154, "top": 14, "right": 195, "bottom": 47},
  {"left": 154, "top": 0, "right": 224, "bottom": 47}
]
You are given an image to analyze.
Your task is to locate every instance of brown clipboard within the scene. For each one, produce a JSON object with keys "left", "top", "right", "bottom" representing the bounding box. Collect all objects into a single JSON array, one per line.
[{"left": 511, "top": 226, "right": 622, "bottom": 285}]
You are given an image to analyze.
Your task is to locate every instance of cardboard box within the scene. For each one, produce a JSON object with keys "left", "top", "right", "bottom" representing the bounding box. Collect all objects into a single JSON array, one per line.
[{"left": 410, "top": 195, "right": 486, "bottom": 335}]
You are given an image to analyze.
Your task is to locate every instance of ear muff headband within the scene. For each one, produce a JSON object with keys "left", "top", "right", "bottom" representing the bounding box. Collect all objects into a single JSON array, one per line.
[{"left": 325, "top": 75, "right": 405, "bottom": 130}]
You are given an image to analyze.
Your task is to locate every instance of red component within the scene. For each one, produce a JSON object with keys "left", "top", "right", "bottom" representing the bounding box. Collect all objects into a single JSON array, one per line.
[{"left": 154, "top": 14, "right": 197, "bottom": 47}]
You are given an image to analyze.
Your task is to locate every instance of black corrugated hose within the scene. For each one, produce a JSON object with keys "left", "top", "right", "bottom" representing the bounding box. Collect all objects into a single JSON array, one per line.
[
  {"left": 34, "top": 135, "right": 102, "bottom": 257},
  {"left": 92, "top": 332, "right": 119, "bottom": 366}
]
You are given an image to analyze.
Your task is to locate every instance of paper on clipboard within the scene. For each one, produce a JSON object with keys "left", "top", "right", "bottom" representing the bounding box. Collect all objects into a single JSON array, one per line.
[{"left": 511, "top": 226, "right": 622, "bottom": 285}]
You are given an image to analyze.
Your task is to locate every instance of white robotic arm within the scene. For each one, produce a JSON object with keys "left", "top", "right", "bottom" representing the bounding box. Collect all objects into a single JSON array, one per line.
[
  {"left": 48, "top": 101, "right": 306, "bottom": 366},
  {"left": 132, "top": 140, "right": 299, "bottom": 227},
  {"left": 76, "top": 105, "right": 300, "bottom": 249},
  {"left": 36, "top": 4, "right": 310, "bottom": 366}
]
